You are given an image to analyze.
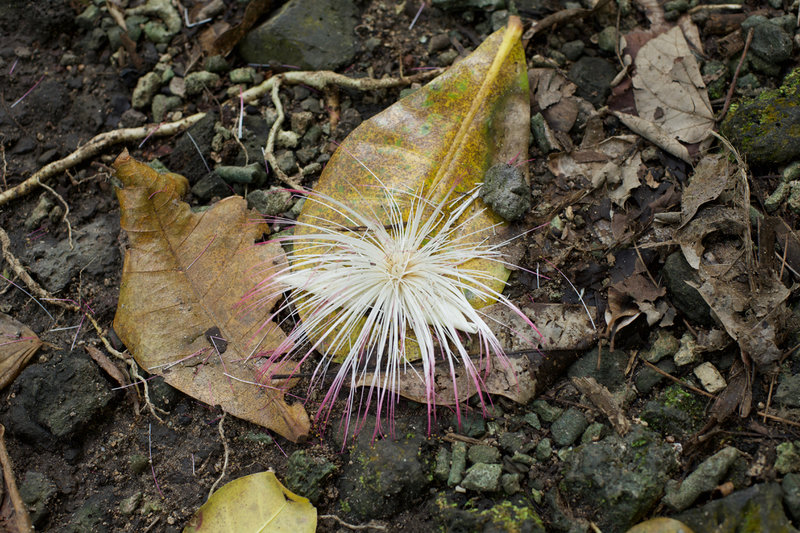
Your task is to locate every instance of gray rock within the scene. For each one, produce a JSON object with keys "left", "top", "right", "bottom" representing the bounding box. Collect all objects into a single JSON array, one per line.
[
  {"left": 215, "top": 163, "right": 267, "bottom": 185},
  {"left": 776, "top": 374, "right": 800, "bottom": 407},
  {"left": 290, "top": 111, "right": 314, "bottom": 136},
  {"left": 567, "top": 57, "right": 617, "bottom": 107},
  {"left": 247, "top": 187, "right": 293, "bottom": 216},
  {"left": 120, "top": 108, "right": 148, "bottom": 128},
  {"left": 530, "top": 399, "right": 563, "bottom": 423},
  {"left": 23, "top": 194, "right": 55, "bottom": 231},
  {"left": 468, "top": 444, "right": 501, "bottom": 464},
  {"left": 66, "top": 487, "right": 113, "bottom": 533},
  {"left": 775, "top": 441, "right": 800, "bottom": 475},
  {"left": 238, "top": 0, "right": 359, "bottom": 71},
  {"left": 19, "top": 471, "right": 57, "bottom": 527},
  {"left": 581, "top": 422, "right": 606, "bottom": 443},
  {"left": 75, "top": 4, "right": 100, "bottom": 30},
  {"left": 168, "top": 112, "right": 217, "bottom": 180},
  {"left": 479, "top": 163, "right": 531, "bottom": 221},
  {"left": 191, "top": 172, "right": 232, "bottom": 201},
  {"left": 429, "top": 33, "right": 451, "bottom": 54},
  {"left": 750, "top": 22, "right": 793, "bottom": 64},
  {"left": 184, "top": 71, "right": 221, "bottom": 96},
  {"left": 204, "top": 55, "right": 230, "bottom": 73},
  {"left": 635, "top": 358, "right": 677, "bottom": 394},
  {"left": 448, "top": 441, "right": 467, "bottom": 486},
  {"left": 275, "top": 150, "right": 297, "bottom": 175},
  {"left": 337, "top": 436, "right": 428, "bottom": 519},
  {"left": 3, "top": 351, "right": 115, "bottom": 443},
  {"left": 151, "top": 94, "right": 181, "bottom": 122},
  {"left": 523, "top": 412, "right": 541, "bottom": 429},
  {"left": 721, "top": 69, "right": 800, "bottom": 165},
  {"left": 126, "top": 0, "right": 181, "bottom": 44},
  {"left": 550, "top": 408, "right": 589, "bottom": 447},
  {"left": 675, "top": 483, "right": 796, "bottom": 532},
  {"left": 562, "top": 427, "right": 678, "bottom": 531},
  {"left": 534, "top": 438, "right": 552, "bottom": 461},
  {"left": 132, "top": 71, "right": 161, "bottom": 110},
  {"left": 285, "top": 450, "right": 337, "bottom": 504},
  {"left": 118, "top": 492, "right": 142, "bottom": 515},
  {"left": 663, "top": 446, "right": 740, "bottom": 511},
  {"left": 25, "top": 215, "right": 119, "bottom": 293},
  {"left": 561, "top": 40, "right": 585, "bottom": 61},
  {"left": 461, "top": 463, "right": 502, "bottom": 492},
  {"left": 229, "top": 67, "right": 256, "bottom": 84},
  {"left": 511, "top": 451, "right": 535, "bottom": 466},
  {"left": 434, "top": 447, "right": 451, "bottom": 481},
  {"left": 643, "top": 330, "right": 681, "bottom": 363},
  {"left": 567, "top": 347, "right": 629, "bottom": 391},
  {"left": 640, "top": 385, "right": 703, "bottom": 438},
  {"left": 597, "top": 27, "right": 619, "bottom": 53},
  {"left": 499, "top": 430, "right": 535, "bottom": 454},
  {"left": 661, "top": 251, "right": 714, "bottom": 326},
  {"left": 783, "top": 473, "right": 800, "bottom": 522},
  {"left": 501, "top": 473, "right": 522, "bottom": 495}
]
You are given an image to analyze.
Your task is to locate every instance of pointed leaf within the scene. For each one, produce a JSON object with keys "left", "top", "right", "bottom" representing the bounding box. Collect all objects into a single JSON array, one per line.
[
  {"left": 113, "top": 151, "right": 309, "bottom": 442},
  {"left": 183, "top": 472, "right": 316, "bottom": 533},
  {"left": 0, "top": 313, "right": 41, "bottom": 390},
  {"left": 294, "top": 19, "right": 530, "bottom": 361}
]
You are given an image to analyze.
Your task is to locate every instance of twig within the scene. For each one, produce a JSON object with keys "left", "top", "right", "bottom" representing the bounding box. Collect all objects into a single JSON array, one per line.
[
  {"left": 35, "top": 179, "right": 73, "bottom": 250},
  {"left": 1, "top": 140, "right": 7, "bottom": 190},
  {"left": 763, "top": 374, "right": 776, "bottom": 424},
  {"left": 264, "top": 79, "right": 301, "bottom": 189},
  {"left": 757, "top": 411, "right": 800, "bottom": 429},
  {"left": 718, "top": 27, "right": 754, "bottom": 123},
  {"left": 207, "top": 413, "right": 229, "bottom": 499},
  {"left": 0, "top": 113, "right": 206, "bottom": 207},
  {"left": 319, "top": 515, "right": 387, "bottom": 531},
  {"left": 639, "top": 359, "right": 715, "bottom": 398},
  {"left": 0, "top": 425, "right": 34, "bottom": 533},
  {"left": 687, "top": 3, "right": 743, "bottom": 14}
]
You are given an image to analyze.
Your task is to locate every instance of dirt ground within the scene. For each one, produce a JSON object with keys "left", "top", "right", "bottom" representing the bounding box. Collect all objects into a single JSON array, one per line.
[{"left": 1, "top": 0, "right": 799, "bottom": 532}]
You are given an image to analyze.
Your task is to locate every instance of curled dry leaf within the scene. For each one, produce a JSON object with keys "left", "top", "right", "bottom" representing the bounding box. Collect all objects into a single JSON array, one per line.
[
  {"left": 677, "top": 207, "right": 790, "bottom": 373},
  {"left": 384, "top": 302, "right": 597, "bottom": 406},
  {"left": 112, "top": 151, "right": 310, "bottom": 442},
  {"left": 0, "top": 313, "right": 42, "bottom": 390},
  {"left": 679, "top": 154, "right": 732, "bottom": 227},
  {"left": 547, "top": 135, "right": 643, "bottom": 206},
  {"left": 632, "top": 26, "right": 714, "bottom": 145}
]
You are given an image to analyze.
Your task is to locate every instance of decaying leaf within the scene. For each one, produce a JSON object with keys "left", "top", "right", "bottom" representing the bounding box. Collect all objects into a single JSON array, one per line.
[
  {"left": 632, "top": 26, "right": 714, "bottom": 145},
  {"left": 547, "top": 135, "right": 643, "bottom": 206},
  {"left": 679, "top": 154, "right": 732, "bottom": 227},
  {"left": 381, "top": 303, "right": 597, "bottom": 406},
  {"left": 199, "top": 0, "right": 272, "bottom": 56},
  {"left": 112, "top": 151, "right": 310, "bottom": 442},
  {"left": 606, "top": 273, "right": 667, "bottom": 347},
  {"left": 183, "top": 472, "right": 316, "bottom": 533},
  {"left": 0, "top": 313, "right": 41, "bottom": 390},
  {"left": 677, "top": 206, "right": 790, "bottom": 373}
]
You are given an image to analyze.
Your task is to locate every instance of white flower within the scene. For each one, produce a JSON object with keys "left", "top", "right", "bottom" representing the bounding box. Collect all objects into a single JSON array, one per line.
[{"left": 255, "top": 179, "right": 537, "bottom": 438}]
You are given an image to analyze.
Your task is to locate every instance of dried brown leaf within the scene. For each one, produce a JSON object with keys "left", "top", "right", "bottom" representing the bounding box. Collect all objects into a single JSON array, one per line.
[
  {"left": 680, "top": 154, "right": 732, "bottom": 227},
  {"left": 632, "top": 26, "right": 714, "bottom": 145},
  {"left": 112, "top": 151, "right": 310, "bottom": 442},
  {"left": 0, "top": 313, "right": 41, "bottom": 390}
]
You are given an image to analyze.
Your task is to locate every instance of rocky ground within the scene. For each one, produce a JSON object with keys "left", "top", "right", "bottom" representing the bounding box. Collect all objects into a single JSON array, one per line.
[{"left": 1, "top": 0, "right": 800, "bottom": 532}]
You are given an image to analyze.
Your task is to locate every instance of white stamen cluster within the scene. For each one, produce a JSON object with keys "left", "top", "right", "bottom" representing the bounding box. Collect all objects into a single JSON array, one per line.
[{"left": 258, "top": 183, "right": 531, "bottom": 437}]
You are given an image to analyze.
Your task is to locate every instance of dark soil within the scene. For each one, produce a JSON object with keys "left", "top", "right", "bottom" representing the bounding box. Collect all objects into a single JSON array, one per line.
[{"left": 1, "top": 1, "right": 799, "bottom": 532}]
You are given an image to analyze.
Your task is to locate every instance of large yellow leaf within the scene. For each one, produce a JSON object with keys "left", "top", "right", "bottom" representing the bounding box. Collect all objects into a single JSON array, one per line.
[
  {"left": 183, "top": 472, "right": 316, "bottom": 533},
  {"left": 113, "top": 151, "right": 309, "bottom": 442},
  {"left": 294, "top": 18, "right": 530, "bottom": 362}
]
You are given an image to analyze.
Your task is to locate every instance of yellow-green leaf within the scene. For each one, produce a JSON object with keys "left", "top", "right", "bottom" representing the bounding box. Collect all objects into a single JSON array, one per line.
[
  {"left": 294, "top": 18, "right": 529, "bottom": 362},
  {"left": 183, "top": 472, "right": 316, "bottom": 533}
]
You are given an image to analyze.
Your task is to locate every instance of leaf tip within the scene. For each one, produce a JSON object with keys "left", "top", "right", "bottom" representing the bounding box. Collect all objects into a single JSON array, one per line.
[{"left": 113, "top": 149, "right": 132, "bottom": 170}]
